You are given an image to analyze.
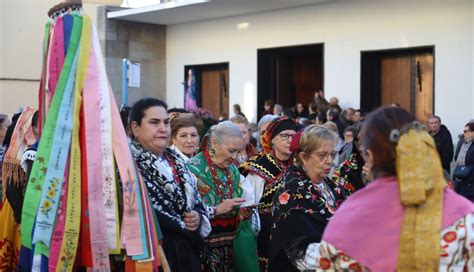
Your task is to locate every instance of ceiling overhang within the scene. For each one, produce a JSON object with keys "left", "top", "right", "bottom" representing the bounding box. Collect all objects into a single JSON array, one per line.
[{"left": 107, "top": 0, "right": 332, "bottom": 25}]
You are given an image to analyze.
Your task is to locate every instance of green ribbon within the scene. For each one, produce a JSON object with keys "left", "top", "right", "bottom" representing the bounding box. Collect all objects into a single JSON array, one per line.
[{"left": 21, "top": 15, "right": 83, "bottom": 250}]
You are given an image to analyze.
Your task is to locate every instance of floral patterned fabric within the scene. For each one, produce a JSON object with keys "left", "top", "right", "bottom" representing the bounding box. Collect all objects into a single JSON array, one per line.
[
  {"left": 268, "top": 166, "right": 350, "bottom": 271},
  {"left": 0, "top": 199, "right": 21, "bottom": 271},
  {"left": 130, "top": 140, "right": 208, "bottom": 272},
  {"left": 317, "top": 213, "right": 474, "bottom": 271},
  {"left": 187, "top": 152, "right": 243, "bottom": 272},
  {"left": 330, "top": 141, "right": 365, "bottom": 193}
]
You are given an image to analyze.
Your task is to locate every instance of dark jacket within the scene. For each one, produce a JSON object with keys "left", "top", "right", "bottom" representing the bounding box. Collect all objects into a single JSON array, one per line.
[
  {"left": 454, "top": 137, "right": 474, "bottom": 197},
  {"left": 432, "top": 125, "right": 454, "bottom": 173}
]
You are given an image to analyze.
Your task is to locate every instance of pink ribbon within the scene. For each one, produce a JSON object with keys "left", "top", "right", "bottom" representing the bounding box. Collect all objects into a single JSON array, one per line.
[
  {"left": 46, "top": 17, "right": 65, "bottom": 113},
  {"left": 83, "top": 46, "right": 111, "bottom": 270},
  {"left": 48, "top": 158, "right": 69, "bottom": 271}
]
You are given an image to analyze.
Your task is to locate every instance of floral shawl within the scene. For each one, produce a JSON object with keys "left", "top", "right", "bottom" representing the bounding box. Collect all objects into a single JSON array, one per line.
[
  {"left": 187, "top": 152, "right": 243, "bottom": 209},
  {"left": 268, "top": 166, "right": 347, "bottom": 271},
  {"left": 130, "top": 140, "right": 207, "bottom": 231}
]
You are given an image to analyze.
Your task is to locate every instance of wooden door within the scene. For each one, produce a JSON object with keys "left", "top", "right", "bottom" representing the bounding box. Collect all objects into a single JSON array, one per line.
[
  {"left": 414, "top": 54, "right": 433, "bottom": 122},
  {"left": 292, "top": 55, "right": 323, "bottom": 107},
  {"left": 201, "top": 68, "right": 229, "bottom": 118},
  {"left": 276, "top": 56, "right": 292, "bottom": 106},
  {"left": 381, "top": 53, "right": 433, "bottom": 122}
]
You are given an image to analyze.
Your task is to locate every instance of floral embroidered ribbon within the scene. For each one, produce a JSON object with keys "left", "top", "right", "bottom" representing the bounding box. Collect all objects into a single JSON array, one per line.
[
  {"left": 46, "top": 16, "right": 65, "bottom": 112},
  {"left": 21, "top": 14, "right": 82, "bottom": 251},
  {"left": 83, "top": 34, "right": 111, "bottom": 270},
  {"left": 91, "top": 26, "right": 120, "bottom": 253},
  {"left": 108, "top": 84, "right": 146, "bottom": 257},
  {"left": 31, "top": 31, "right": 78, "bottom": 250},
  {"left": 56, "top": 14, "right": 92, "bottom": 271}
]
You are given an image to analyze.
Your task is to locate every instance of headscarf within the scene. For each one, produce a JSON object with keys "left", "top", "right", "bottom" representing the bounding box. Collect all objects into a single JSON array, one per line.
[
  {"left": 261, "top": 117, "right": 297, "bottom": 154},
  {"left": 395, "top": 122, "right": 446, "bottom": 270},
  {"left": 1, "top": 107, "right": 37, "bottom": 198}
]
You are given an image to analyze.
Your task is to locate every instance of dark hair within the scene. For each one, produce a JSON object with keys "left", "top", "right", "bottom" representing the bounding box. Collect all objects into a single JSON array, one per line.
[
  {"left": 327, "top": 108, "right": 339, "bottom": 119},
  {"left": 167, "top": 107, "right": 188, "bottom": 114},
  {"left": 120, "top": 106, "right": 131, "bottom": 134},
  {"left": 233, "top": 104, "right": 242, "bottom": 113},
  {"left": 0, "top": 114, "right": 7, "bottom": 127},
  {"left": 129, "top": 98, "right": 168, "bottom": 126},
  {"left": 316, "top": 111, "right": 327, "bottom": 123},
  {"left": 264, "top": 99, "right": 274, "bottom": 107},
  {"left": 170, "top": 113, "right": 202, "bottom": 139},
  {"left": 32, "top": 111, "right": 39, "bottom": 129},
  {"left": 282, "top": 108, "right": 296, "bottom": 119},
  {"left": 465, "top": 122, "right": 474, "bottom": 132},
  {"left": 309, "top": 102, "right": 318, "bottom": 112},
  {"left": 359, "top": 106, "right": 416, "bottom": 178},
  {"left": 343, "top": 125, "right": 357, "bottom": 135},
  {"left": 3, "top": 112, "right": 21, "bottom": 146}
]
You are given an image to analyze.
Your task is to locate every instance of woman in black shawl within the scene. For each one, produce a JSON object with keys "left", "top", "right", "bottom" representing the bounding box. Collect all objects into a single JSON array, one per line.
[
  {"left": 128, "top": 98, "right": 211, "bottom": 272},
  {"left": 268, "top": 125, "right": 354, "bottom": 271}
]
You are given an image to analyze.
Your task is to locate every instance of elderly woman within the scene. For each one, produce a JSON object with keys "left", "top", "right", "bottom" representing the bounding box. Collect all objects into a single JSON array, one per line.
[
  {"left": 268, "top": 125, "right": 351, "bottom": 271},
  {"left": 317, "top": 107, "right": 474, "bottom": 271},
  {"left": 187, "top": 121, "right": 256, "bottom": 271},
  {"left": 129, "top": 98, "right": 210, "bottom": 272},
  {"left": 454, "top": 121, "right": 474, "bottom": 201},
  {"left": 170, "top": 113, "right": 201, "bottom": 161},
  {"left": 230, "top": 114, "right": 257, "bottom": 165},
  {"left": 244, "top": 116, "right": 298, "bottom": 271}
]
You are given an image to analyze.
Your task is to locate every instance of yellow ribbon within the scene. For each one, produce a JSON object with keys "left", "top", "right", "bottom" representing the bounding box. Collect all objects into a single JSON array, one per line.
[{"left": 396, "top": 128, "right": 446, "bottom": 271}]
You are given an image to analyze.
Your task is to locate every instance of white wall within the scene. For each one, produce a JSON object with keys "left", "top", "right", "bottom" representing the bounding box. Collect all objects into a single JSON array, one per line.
[
  {"left": 166, "top": 0, "right": 473, "bottom": 135},
  {"left": 0, "top": 0, "right": 115, "bottom": 116}
]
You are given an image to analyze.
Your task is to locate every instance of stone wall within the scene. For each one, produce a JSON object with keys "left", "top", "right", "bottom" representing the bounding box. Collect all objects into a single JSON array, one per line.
[{"left": 97, "top": 6, "right": 166, "bottom": 107}]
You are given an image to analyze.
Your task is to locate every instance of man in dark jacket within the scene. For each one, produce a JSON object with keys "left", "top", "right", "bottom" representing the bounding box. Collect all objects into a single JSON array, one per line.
[{"left": 428, "top": 115, "right": 454, "bottom": 173}]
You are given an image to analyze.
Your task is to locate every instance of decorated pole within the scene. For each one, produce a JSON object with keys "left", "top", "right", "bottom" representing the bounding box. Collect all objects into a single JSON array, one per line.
[{"left": 19, "top": 1, "right": 169, "bottom": 271}]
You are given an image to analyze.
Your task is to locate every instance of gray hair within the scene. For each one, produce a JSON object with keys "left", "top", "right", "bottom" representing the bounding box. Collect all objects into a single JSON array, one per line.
[
  {"left": 274, "top": 104, "right": 283, "bottom": 114},
  {"left": 323, "top": 121, "right": 338, "bottom": 134},
  {"left": 209, "top": 120, "right": 243, "bottom": 146},
  {"left": 295, "top": 125, "right": 339, "bottom": 165},
  {"left": 258, "top": 114, "right": 279, "bottom": 134}
]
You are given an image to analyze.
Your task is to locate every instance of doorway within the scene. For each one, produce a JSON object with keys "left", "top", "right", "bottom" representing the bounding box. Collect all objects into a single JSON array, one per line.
[
  {"left": 257, "top": 44, "right": 324, "bottom": 119},
  {"left": 361, "top": 46, "right": 434, "bottom": 122},
  {"left": 184, "top": 63, "right": 229, "bottom": 119}
]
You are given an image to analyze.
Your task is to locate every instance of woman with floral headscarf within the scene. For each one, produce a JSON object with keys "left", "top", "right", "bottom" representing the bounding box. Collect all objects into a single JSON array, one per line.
[{"left": 244, "top": 116, "right": 298, "bottom": 271}]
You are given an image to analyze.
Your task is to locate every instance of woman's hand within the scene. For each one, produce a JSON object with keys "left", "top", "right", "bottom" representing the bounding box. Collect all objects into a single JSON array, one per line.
[
  {"left": 184, "top": 211, "right": 201, "bottom": 231},
  {"left": 215, "top": 198, "right": 246, "bottom": 216},
  {"left": 238, "top": 206, "right": 253, "bottom": 221}
]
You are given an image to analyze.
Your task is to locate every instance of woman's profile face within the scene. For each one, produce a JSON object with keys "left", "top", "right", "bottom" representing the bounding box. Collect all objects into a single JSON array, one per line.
[
  {"left": 173, "top": 126, "right": 199, "bottom": 156},
  {"left": 212, "top": 136, "right": 243, "bottom": 169},
  {"left": 271, "top": 129, "right": 296, "bottom": 158},
  {"left": 300, "top": 140, "right": 336, "bottom": 183},
  {"left": 235, "top": 123, "right": 250, "bottom": 145},
  {"left": 131, "top": 106, "right": 170, "bottom": 155}
]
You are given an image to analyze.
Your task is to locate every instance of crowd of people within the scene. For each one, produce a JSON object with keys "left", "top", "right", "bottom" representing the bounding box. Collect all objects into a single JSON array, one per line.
[{"left": 1, "top": 90, "right": 473, "bottom": 271}]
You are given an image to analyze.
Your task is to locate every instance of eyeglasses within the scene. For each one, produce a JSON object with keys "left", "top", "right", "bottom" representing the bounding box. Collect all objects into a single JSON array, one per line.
[
  {"left": 314, "top": 151, "right": 337, "bottom": 161},
  {"left": 279, "top": 133, "right": 296, "bottom": 141}
]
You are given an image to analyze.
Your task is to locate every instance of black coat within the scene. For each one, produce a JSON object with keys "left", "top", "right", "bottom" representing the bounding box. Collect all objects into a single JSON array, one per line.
[
  {"left": 454, "top": 137, "right": 474, "bottom": 197},
  {"left": 432, "top": 125, "right": 454, "bottom": 173}
]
